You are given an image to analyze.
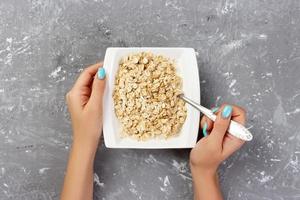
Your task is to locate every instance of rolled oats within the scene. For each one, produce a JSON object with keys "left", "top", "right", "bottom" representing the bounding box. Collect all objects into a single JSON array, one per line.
[{"left": 113, "top": 52, "right": 187, "bottom": 140}]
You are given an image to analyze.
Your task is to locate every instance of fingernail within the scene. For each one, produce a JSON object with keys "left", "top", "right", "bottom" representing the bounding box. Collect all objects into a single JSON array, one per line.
[
  {"left": 203, "top": 122, "right": 208, "bottom": 137},
  {"left": 211, "top": 107, "right": 219, "bottom": 113},
  {"left": 97, "top": 68, "right": 106, "bottom": 80},
  {"left": 222, "top": 105, "right": 232, "bottom": 118}
]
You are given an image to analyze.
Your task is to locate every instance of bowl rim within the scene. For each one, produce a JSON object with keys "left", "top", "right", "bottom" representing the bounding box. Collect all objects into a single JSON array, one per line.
[{"left": 102, "top": 47, "right": 200, "bottom": 149}]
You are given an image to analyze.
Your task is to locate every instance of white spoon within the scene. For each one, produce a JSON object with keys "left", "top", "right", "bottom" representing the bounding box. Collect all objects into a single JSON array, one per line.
[{"left": 180, "top": 95, "right": 253, "bottom": 141}]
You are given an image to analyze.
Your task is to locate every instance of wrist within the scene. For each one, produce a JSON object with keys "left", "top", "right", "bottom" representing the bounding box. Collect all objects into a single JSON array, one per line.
[
  {"left": 191, "top": 166, "right": 222, "bottom": 200},
  {"left": 72, "top": 135, "right": 100, "bottom": 155},
  {"left": 190, "top": 164, "right": 217, "bottom": 179}
]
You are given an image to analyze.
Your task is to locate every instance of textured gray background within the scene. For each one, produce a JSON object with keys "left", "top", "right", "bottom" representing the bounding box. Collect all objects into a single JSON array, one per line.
[{"left": 0, "top": 0, "right": 300, "bottom": 199}]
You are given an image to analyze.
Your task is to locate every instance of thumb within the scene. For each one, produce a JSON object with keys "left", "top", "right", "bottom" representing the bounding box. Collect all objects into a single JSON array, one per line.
[
  {"left": 88, "top": 67, "right": 106, "bottom": 109},
  {"left": 210, "top": 105, "right": 233, "bottom": 144}
]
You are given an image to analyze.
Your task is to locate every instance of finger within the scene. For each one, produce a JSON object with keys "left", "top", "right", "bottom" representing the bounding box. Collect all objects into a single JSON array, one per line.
[
  {"left": 87, "top": 66, "right": 106, "bottom": 110},
  {"left": 73, "top": 63, "right": 103, "bottom": 89},
  {"left": 210, "top": 104, "right": 233, "bottom": 143},
  {"left": 230, "top": 104, "right": 246, "bottom": 125},
  {"left": 200, "top": 116, "right": 213, "bottom": 135},
  {"left": 222, "top": 134, "right": 245, "bottom": 159},
  {"left": 200, "top": 107, "right": 219, "bottom": 135},
  {"left": 221, "top": 105, "right": 247, "bottom": 158}
]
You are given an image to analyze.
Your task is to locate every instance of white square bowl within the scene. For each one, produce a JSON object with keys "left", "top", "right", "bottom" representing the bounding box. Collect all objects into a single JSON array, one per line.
[{"left": 102, "top": 47, "right": 200, "bottom": 148}]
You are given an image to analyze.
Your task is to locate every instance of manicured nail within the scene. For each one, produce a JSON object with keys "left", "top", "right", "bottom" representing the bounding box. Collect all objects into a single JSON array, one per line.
[
  {"left": 97, "top": 68, "right": 106, "bottom": 80},
  {"left": 222, "top": 105, "right": 232, "bottom": 118},
  {"left": 203, "top": 122, "right": 208, "bottom": 137},
  {"left": 211, "top": 107, "right": 219, "bottom": 113}
]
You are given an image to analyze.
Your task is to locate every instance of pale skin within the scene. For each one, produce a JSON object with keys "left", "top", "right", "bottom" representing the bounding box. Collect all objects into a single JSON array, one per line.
[
  {"left": 61, "top": 63, "right": 105, "bottom": 200},
  {"left": 61, "top": 63, "right": 246, "bottom": 200},
  {"left": 190, "top": 105, "right": 246, "bottom": 200}
]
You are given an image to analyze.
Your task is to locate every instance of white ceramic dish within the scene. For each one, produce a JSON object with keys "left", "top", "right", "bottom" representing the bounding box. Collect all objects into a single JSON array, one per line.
[{"left": 102, "top": 47, "right": 200, "bottom": 148}]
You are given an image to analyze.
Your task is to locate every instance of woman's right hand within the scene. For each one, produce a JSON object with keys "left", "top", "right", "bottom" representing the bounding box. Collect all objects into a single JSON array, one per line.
[
  {"left": 189, "top": 104, "right": 247, "bottom": 200},
  {"left": 190, "top": 104, "right": 246, "bottom": 174}
]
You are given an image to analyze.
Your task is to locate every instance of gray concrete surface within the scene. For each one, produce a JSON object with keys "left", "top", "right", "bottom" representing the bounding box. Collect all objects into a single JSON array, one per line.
[{"left": 0, "top": 0, "right": 300, "bottom": 199}]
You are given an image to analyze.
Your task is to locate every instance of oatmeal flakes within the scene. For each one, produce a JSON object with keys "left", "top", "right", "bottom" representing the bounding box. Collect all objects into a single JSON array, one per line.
[{"left": 113, "top": 52, "right": 187, "bottom": 140}]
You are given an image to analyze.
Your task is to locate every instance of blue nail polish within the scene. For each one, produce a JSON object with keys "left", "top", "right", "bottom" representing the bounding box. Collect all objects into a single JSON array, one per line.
[
  {"left": 211, "top": 107, "right": 219, "bottom": 113},
  {"left": 97, "top": 68, "right": 106, "bottom": 79},
  {"left": 203, "top": 122, "right": 208, "bottom": 137},
  {"left": 222, "top": 105, "right": 232, "bottom": 118}
]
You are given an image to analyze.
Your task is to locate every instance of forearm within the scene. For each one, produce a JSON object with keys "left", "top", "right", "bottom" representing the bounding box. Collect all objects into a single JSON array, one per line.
[
  {"left": 60, "top": 138, "right": 98, "bottom": 200},
  {"left": 191, "top": 167, "right": 223, "bottom": 200}
]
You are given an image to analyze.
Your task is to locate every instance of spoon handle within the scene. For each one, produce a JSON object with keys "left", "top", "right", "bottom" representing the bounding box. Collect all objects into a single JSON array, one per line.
[{"left": 180, "top": 95, "right": 253, "bottom": 141}]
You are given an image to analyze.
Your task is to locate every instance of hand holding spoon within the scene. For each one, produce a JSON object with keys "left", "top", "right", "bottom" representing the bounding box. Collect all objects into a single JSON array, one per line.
[{"left": 179, "top": 94, "right": 253, "bottom": 141}]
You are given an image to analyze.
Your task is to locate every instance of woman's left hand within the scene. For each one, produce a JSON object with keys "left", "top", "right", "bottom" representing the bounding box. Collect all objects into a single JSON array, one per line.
[
  {"left": 61, "top": 62, "right": 106, "bottom": 200},
  {"left": 66, "top": 62, "right": 106, "bottom": 148}
]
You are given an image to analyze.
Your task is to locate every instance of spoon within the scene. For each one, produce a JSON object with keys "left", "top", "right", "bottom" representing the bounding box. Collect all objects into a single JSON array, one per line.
[{"left": 179, "top": 94, "right": 253, "bottom": 141}]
